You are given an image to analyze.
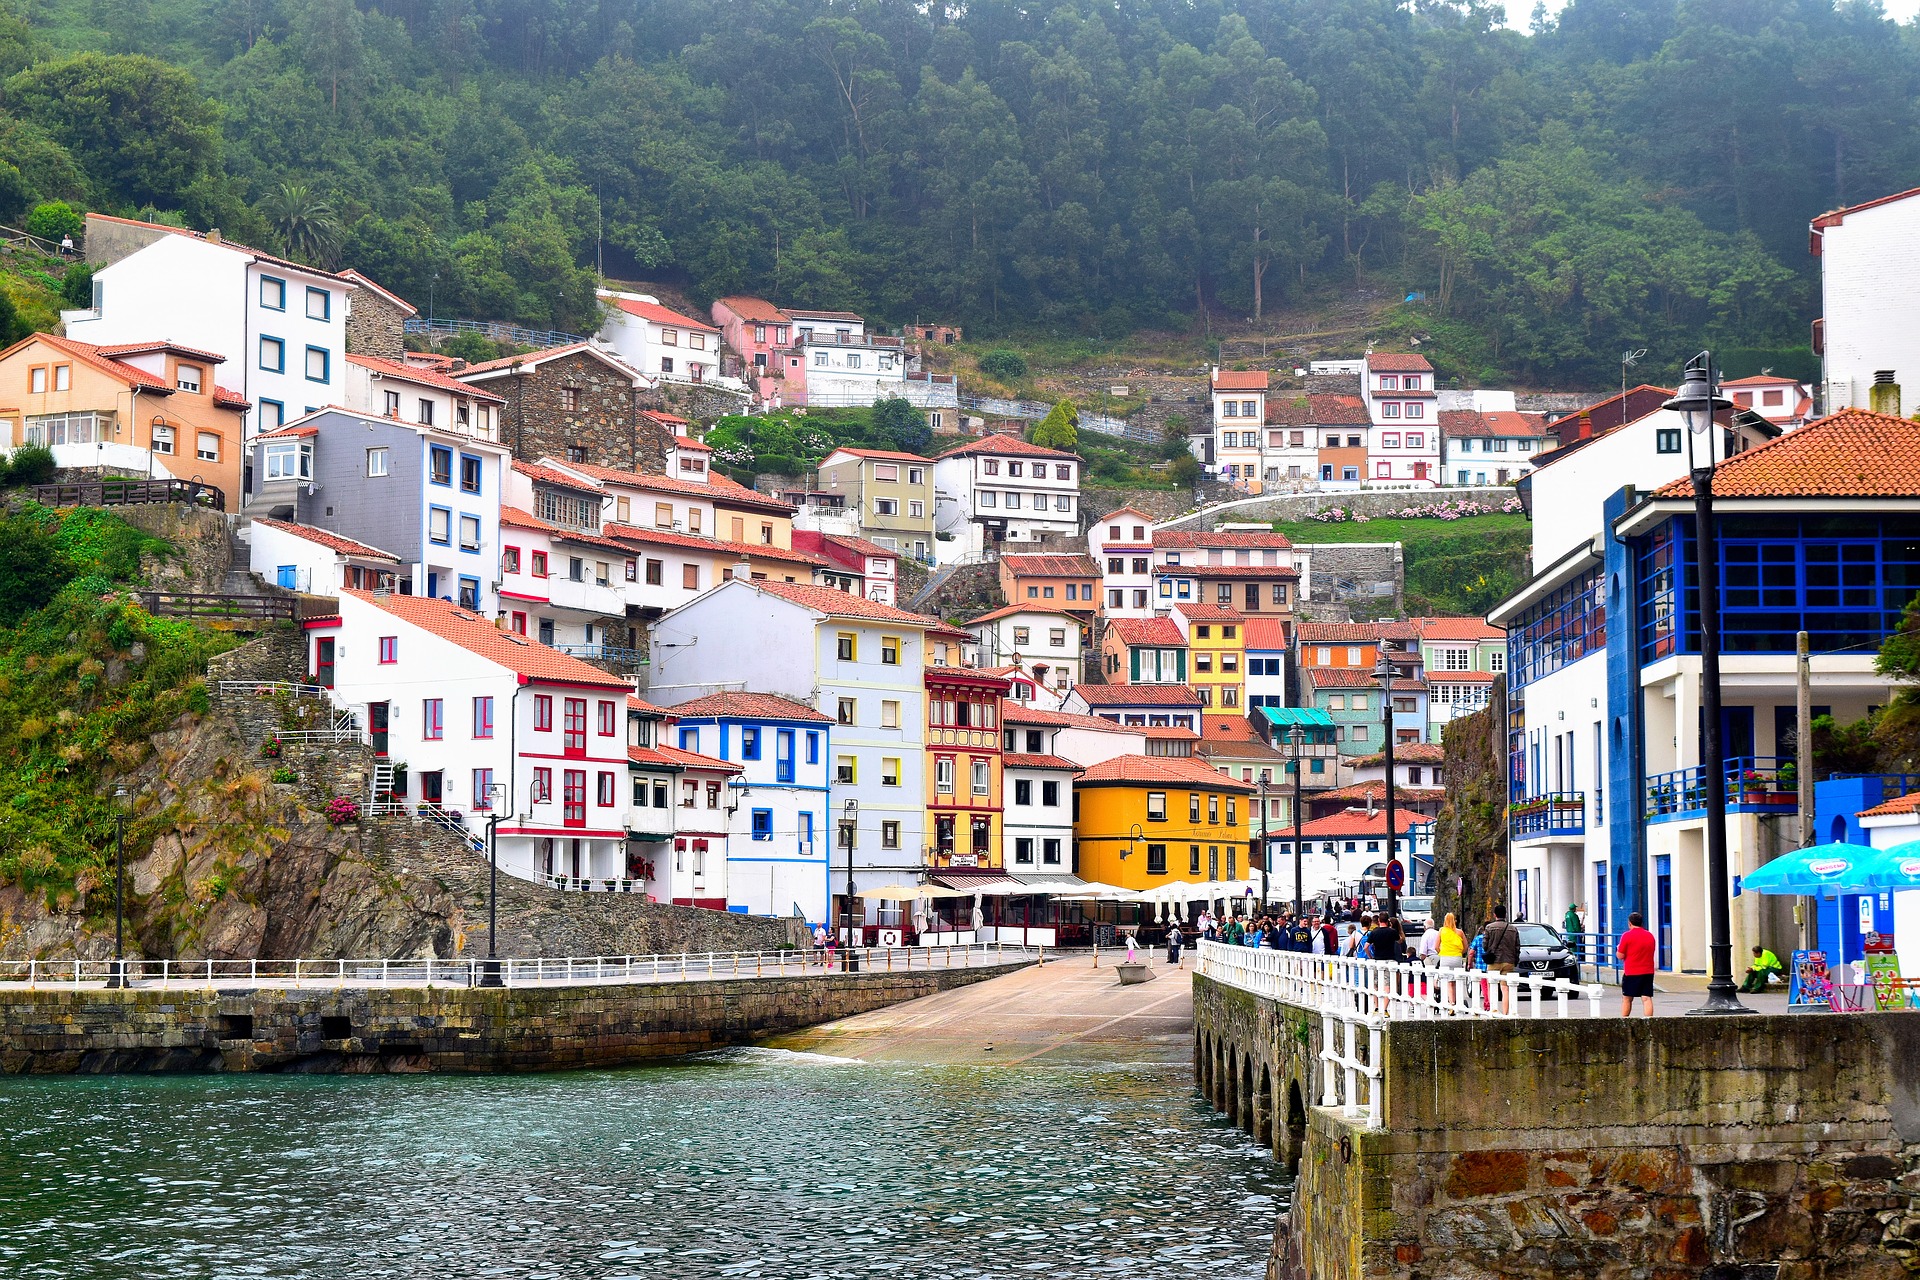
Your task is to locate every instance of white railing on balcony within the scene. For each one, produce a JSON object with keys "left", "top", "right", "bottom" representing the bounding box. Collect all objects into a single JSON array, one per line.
[
  {"left": 215, "top": 680, "right": 331, "bottom": 701},
  {"left": 1196, "top": 940, "right": 1604, "bottom": 1019},
  {"left": 1320, "top": 1006, "right": 1384, "bottom": 1127}
]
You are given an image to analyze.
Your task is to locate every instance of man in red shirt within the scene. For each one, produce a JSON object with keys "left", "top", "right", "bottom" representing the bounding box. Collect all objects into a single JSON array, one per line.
[{"left": 1616, "top": 910, "right": 1658, "bottom": 1017}]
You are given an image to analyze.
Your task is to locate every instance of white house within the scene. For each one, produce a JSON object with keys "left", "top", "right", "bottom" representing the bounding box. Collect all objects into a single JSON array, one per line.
[
  {"left": 1439, "top": 409, "right": 1554, "bottom": 487},
  {"left": 932, "top": 433, "right": 1081, "bottom": 561},
  {"left": 1002, "top": 704, "right": 1154, "bottom": 768},
  {"left": 961, "top": 605, "right": 1082, "bottom": 692},
  {"left": 595, "top": 291, "right": 726, "bottom": 385},
  {"left": 1090, "top": 506, "right": 1158, "bottom": 617},
  {"left": 1002, "top": 721, "right": 1079, "bottom": 881},
  {"left": 648, "top": 579, "right": 933, "bottom": 914},
  {"left": 1811, "top": 186, "right": 1920, "bottom": 416},
  {"left": 1362, "top": 353, "right": 1439, "bottom": 486},
  {"left": 342, "top": 354, "right": 506, "bottom": 441},
  {"left": 64, "top": 213, "right": 355, "bottom": 445},
  {"left": 1244, "top": 617, "right": 1288, "bottom": 718},
  {"left": 1209, "top": 368, "right": 1269, "bottom": 486},
  {"left": 248, "top": 517, "right": 400, "bottom": 594},
  {"left": 311, "top": 590, "right": 635, "bottom": 889},
  {"left": 1722, "top": 374, "right": 1813, "bottom": 429}
]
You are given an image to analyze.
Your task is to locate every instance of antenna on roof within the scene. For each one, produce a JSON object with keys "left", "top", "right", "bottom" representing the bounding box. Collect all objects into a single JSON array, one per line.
[{"left": 1621, "top": 349, "right": 1647, "bottom": 406}]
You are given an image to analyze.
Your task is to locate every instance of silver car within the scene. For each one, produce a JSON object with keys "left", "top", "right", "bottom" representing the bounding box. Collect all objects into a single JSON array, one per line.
[{"left": 1398, "top": 895, "right": 1434, "bottom": 937}]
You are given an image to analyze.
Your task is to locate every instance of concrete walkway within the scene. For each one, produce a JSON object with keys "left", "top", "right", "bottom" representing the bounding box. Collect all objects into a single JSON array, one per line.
[{"left": 770, "top": 951, "right": 1197, "bottom": 1067}]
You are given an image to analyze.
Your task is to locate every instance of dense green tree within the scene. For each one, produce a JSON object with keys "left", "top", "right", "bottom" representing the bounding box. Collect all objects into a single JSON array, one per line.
[
  {"left": 1031, "top": 400, "right": 1079, "bottom": 450},
  {"left": 258, "top": 183, "right": 341, "bottom": 266},
  {"left": 24, "top": 200, "right": 81, "bottom": 243},
  {"left": 2, "top": 54, "right": 218, "bottom": 207},
  {"left": 871, "top": 398, "right": 929, "bottom": 454},
  {"left": 0, "top": 510, "right": 69, "bottom": 625}
]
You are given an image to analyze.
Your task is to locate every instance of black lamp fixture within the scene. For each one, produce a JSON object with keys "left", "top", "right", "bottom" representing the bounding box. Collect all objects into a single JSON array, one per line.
[
  {"left": 478, "top": 781, "right": 510, "bottom": 988},
  {"left": 1290, "top": 726, "right": 1306, "bottom": 917},
  {"left": 1373, "top": 654, "right": 1399, "bottom": 922},
  {"left": 841, "top": 798, "right": 860, "bottom": 972},
  {"left": 1661, "top": 352, "right": 1752, "bottom": 1016}
]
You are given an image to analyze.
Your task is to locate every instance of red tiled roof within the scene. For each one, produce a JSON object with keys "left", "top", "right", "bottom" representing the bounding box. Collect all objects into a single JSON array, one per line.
[
  {"left": 1308, "top": 668, "right": 1424, "bottom": 690},
  {"left": 456, "top": 342, "right": 647, "bottom": 381},
  {"left": 513, "top": 459, "right": 605, "bottom": 493},
  {"left": 349, "top": 354, "right": 506, "bottom": 402},
  {"left": 1096, "top": 505, "right": 1159, "bottom": 523},
  {"left": 714, "top": 296, "right": 791, "bottom": 324},
  {"left": 1315, "top": 780, "right": 1447, "bottom": 805},
  {"left": 1426, "top": 671, "right": 1496, "bottom": 684},
  {"left": 1243, "top": 618, "right": 1289, "bottom": 651},
  {"left": 628, "top": 694, "right": 669, "bottom": 714},
  {"left": 669, "top": 690, "right": 833, "bottom": 723},
  {"left": 823, "top": 446, "right": 933, "bottom": 464},
  {"left": 1165, "top": 564, "right": 1300, "bottom": 581},
  {"left": 1542, "top": 385, "right": 1674, "bottom": 439},
  {"left": 1154, "top": 529, "right": 1292, "bottom": 550},
  {"left": 337, "top": 269, "right": 417, "bottom": 315},
  {"left": 1653, "top": 408, "right": 1920, "bottom": 500},
  {"left": 753, "top": 578, "right": 937, "bottom": 625},
  {"left": 821, "top": 533, "right": 898, "bottom": 561},
  {"left": 602, "top": 294, "right": 718, "bottom": 332},
  {"left": 95, "top": 339, "right": 228, "bottom": 363},
  {"left": 1261, "top": 393, "right": 1372, "bottom": 427},
  {"left": 1437, "top": 409, "right": 1550, "bottom": 440},
  {"left": 941, "top": 434, "right": 1080, "bottom": 461},
  {"left": 1172, "top": 603, "right": 1246, "bottom": 625},
  {"left": 629, "top": 743, "right": 742, "bottom": 774},
  {"left": 14, "top": 333, "right": 171, "bottom": 392},
  {"left": 1001, "top": 704, "right": 1135, "bottom": 731},
  {"left": 1412, "top": 616, "right": 1504, "bottom": 641},
  {"left": 1076, "top": 754, "right": 1257, "bottom": 791},
  {"left": 1366, "top": 353, "right": 1433, "bottom": 373},
  {"left": 1352, "top": 743, "right": 1447, "bottom": 766},
  {"left": 1296, "top": 623, "right": 1384, "bottom": 644},
  {"left": 1108, "top": 617, "right": 1185, "bottom": 647},
  {"left": 557, "top": 459, "right": 795, "bottom": 515},
  {"left": 786, "top": 308, "right": 864, "bottom": 322},
  {"left": 964, "top": 603, "right": 1083, "bottom": 626},
  {"left": 1297, "top": 808, "right": 1425, "bottom": 837},
  {"left": 1859, "top": 791, "right": 1920, "bottom": 818},
  {"left": 1721, "top": 375, "right": 1805, "bottom": 388},
  {"left": 1212, "top": 370, "right": 1271, "bottom": 391},
  {"left": 1002, "top": 553, "right": 1100, "bottom": 577},
  {"left": 213, "top": 385, "right": 250, "bottom": 409},
  {"left": 602, "top": 521, "right": 826, "bottom": 568},
  {"left": 1074, "top": 684, "right": 1203, "bottom": 707},
  {"left": 1811, "top": 187, "right": 1920, "bottom": 231},
  {"left": 498, "top": 506, "right": 635, "bottom": 554},
  {"left": 252, "top": 518, "right": 398, "bottom": 562},
  {"left": 347, "top": 590, "right": 629, "bottom": 687},
  {"left": 674, "top": 435, "right": 710, "bottom": 451},
  {"left": 1001, "top": 753, "right": 1081, "bottom": 771}
]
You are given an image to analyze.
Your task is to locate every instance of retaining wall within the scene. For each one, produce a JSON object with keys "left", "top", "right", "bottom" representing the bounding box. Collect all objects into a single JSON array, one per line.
[
  {"left": 1159, "top": 486, "right": 1515, "bottom": 531},
  {"left": 0, "top": 960, "right": 1029, "bottom": 1074},
  {"left": 1193, "top": 976, "right": 1920, "bottom": 1279}
]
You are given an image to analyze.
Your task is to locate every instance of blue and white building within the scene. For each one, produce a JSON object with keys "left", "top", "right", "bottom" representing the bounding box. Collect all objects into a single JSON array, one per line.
[{"left": 1492, "top": 403, "right": 1903, "bottom": 975}]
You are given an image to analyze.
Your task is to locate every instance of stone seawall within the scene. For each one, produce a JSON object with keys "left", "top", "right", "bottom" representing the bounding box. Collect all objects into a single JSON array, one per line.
[
  {"left": 0, "top": 961, "right": 1030, "bottom": 1074},
  {"left": 1192, "top": 975, "right": 1920, "bottom": 1279}
]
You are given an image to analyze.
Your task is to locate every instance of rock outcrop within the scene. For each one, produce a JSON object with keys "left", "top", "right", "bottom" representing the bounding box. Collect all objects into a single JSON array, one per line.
[{"left": 1428, "top": 677, "right": 1509, "bottom": 934}]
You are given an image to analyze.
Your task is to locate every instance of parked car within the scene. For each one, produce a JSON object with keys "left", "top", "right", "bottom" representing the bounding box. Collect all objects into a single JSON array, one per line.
[
  {"left": 1515, "top": 922, "right": 1580, "bottom": 992},
  {"left": 1398, "top": 895, "right": 1434, "bottom": 937}
]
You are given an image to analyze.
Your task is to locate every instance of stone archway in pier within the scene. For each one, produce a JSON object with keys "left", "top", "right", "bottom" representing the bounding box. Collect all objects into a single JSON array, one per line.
[
  {"left": 1281, "top": 1079, "right": 1307, "bottom": 1173},
  {"left": 1238, "top": 1053, "right": 1255, "bottom": 1132},
  {"left": 1253, "top": 1064, "right": 1274, "bottom": 1150}
]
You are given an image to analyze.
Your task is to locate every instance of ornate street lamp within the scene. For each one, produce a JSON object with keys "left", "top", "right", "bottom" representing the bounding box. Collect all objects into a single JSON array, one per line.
[
  {"left": 1290, "top": 726, "right": 1307, "bottom": 917},
  {"left": 479, "top": 780, "right": 510, "bottom": 988},
  {"left": 841, "top": 798, "right": 860, "bottom": 972},
  {"left": 1663, "top": 352, "right": 1752, "bottom": 1016},
  {"left": 1374, "top": 655, "right": 1399, "bottom": 922}
]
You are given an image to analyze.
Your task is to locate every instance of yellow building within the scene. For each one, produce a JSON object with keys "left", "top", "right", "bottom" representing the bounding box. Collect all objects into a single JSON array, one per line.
[
  {"left": 923, "top": 625, "right": 1009, "bottom": 870},
  {"left": 1073, "top": 754, "right": 1254, "bottom": 891},
  {"left": 0, "top": 333, "right": 248, "bottom": 505},
  {"left": 1173, "top": 604, "right": 1248, "bottom": 727}
]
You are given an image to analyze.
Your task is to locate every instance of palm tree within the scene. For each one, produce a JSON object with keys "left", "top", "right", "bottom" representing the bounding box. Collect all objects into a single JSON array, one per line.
[{"left": 260, "top": 183, "right": 341, "bottom": 267}]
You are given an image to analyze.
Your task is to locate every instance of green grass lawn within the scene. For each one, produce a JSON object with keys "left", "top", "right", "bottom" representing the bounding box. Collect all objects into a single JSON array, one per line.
[{"left": 1272, "top": 513, "right": 1533, "bottom": 618}]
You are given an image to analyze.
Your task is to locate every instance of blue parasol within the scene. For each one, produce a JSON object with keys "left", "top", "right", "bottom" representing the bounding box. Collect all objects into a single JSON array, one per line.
[
  {"left": 1741, "top": 842, "right": 1881, "bottom": 896},
  {"left": 1866, "top": 841, "right": 1920, "bottom": 892}
]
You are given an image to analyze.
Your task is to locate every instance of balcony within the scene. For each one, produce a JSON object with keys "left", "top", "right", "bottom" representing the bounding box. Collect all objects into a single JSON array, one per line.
[
  {"left": 1646, "top": 757, "right": 1799, "bottom": 823},
  {"left": 1509, "top": 793, "right": 1586, "bottom": 842},
  {"left": 556, "top": 643, "right": 647, "bottom": 674}
]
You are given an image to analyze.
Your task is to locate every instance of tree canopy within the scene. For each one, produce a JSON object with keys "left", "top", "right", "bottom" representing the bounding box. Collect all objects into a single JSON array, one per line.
[{"left": 0, "top": 0, "right": 1910, "bottom": 380}]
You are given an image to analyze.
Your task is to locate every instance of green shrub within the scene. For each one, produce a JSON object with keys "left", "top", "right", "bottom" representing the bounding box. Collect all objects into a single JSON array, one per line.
[
  {"left": 978, "top": 348, "right": 1028, "bottom": 380},
  {"left": 60, "top": 261, "right": 93, "bottom": 308},
  {"left": 24, "top": 200, "right": 82, "bottom": 243},
  {"left": 3, "top": 443, "right": 56, "bottom": 487}
]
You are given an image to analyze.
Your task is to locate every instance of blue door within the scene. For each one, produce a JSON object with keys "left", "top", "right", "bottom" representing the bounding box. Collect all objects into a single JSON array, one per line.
[
  {"left": 276, "top": 564, "right": 297, "bottom": 589},
  {"left": 1654, "top": 855, "right": 1673, "bottom": 970},
  {"left": 426, "top": 571, "right": 439, "bottom": 599}
]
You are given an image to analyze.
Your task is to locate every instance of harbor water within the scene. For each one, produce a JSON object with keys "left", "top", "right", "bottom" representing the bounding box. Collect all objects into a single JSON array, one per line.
[{"left": 0, "top": 1049, "right": 1283, "bottom": 1279}]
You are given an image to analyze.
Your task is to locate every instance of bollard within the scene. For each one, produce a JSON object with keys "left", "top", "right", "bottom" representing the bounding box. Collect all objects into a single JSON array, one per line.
[{"left": 1092, "top": 940, "right": 1099, "bottom": 968}]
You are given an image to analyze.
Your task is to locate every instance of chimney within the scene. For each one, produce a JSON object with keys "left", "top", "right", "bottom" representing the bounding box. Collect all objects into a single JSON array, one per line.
[
  {"left": 206, "top": 228, "right": 221, "bottom": 244},
  {"left": 1871, "top": 370, "right": 1902, "bottom": 417}
]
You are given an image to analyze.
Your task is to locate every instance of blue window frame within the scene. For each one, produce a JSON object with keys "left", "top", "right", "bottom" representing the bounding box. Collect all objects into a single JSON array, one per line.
[
  {"left": 751, "top": 808, "right": 773, "bottom": 841},
  {"left": 276, "top": 564, "right": 297, "bottom": 589},
  {"left": 458, "top": 576, "right": 480, "bottom": 609},
  {"left": 459, "top": 454, "right": 483, "bottom": 494},
  {"left": 741, "top": 726, "right": 761, "bottom": 760},
  {"left": 1509, "top": 566, "right": 1607, "bottom": 690},
  {"left": 258, "top": 399, "right": 285, "bottom": 430},
  {"left": 806, "top": 731, "right": 819, "bottom": 765},
  {"left": 427, "top": 505, "right": 452, "bottom": 546},
  {"left": 305, "top": 286, "right": 331, "bottom": 321},
  {"left": 801, "top": 812, "right": 814, "bottom": 848},
  {"left": 429, "top": 445, "right": 453, "bottom": 486},
  {"left": 304, "top": 345, "right": 330, "bottom": 383},
  {"left": 679, "top": 727, "right": 697, "bottom": 752},
  {"left": 776, "top": 729, "right": 795, "bottom": 783},
  {"left": 259, "top": 336, "right": 285, "bottom": 372},
  {"left": 259, "top": 276, "right": 286, "bottom": 310}
]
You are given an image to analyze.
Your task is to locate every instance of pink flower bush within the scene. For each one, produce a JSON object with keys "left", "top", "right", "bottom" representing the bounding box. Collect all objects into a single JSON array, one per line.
[
  {"left": 324, "top": 796, "right": 361, "bottom": 825},
  {"left": 1309, "top": 496, "right": 1522, "bottom": 524}
]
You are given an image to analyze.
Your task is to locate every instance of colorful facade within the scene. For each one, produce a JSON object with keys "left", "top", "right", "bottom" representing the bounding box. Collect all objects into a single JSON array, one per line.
[{"left": 1072, "top": 754, "right": 1255, "bottom": 891}]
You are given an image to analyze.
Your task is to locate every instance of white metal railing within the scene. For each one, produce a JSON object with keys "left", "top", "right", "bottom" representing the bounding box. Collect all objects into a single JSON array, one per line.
[
  {"left": 269, "top": 710, "right": 360, "bottom": 743},
  {"left": 215, "top": 680, "right": 330, "bottom": 701},
  {"left": 543, "top": 875, "right": 648, "bottom": 893},
  {"left": 0, "top": 942, "right": 1042, "bottom": 990},
  {"left": 1320, "top": 1006, "right": 1384, "bottom": 1127},
  {"left": 1196, "top": 940, "right": 1604, "bottom": 1019}
]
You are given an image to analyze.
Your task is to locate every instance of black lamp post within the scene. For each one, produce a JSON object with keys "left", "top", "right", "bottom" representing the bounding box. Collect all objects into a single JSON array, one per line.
[
  {"left": 1290, "top": 726, "right": 1306, "bottom": 916},
  {"left": 1663, "top": 352, "right": 1753, "bottom": 1016},
  {"left": 1375, "top": 655, "right": 1399, "bottom": 922},
  {"left": 841, "top": 798, "right": 859, "bottom": 972},
  {"left": 479, "top": 781, "right": 508, "bottom": 987},
  {"left": 1258, "top": 776, "right": 1271, "bottom": 911},
  {"left": 105, "top": 786, "right": 128, "bottom": 989}
]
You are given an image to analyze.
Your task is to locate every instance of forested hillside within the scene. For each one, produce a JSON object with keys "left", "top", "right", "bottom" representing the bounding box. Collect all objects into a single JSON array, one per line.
[{"left": 0, "top": 0, "right": 1909, "bottom": 381}]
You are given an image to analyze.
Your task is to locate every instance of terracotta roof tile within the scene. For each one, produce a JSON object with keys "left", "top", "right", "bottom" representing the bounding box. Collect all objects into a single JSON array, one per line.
[
  {"left": 252, "top": 518, "right": 399, "bottom": 562},
  {"left": 1001, "top": 753, "right": 1081, "bottom": 771},
  {"left": 1212, "top": 370, "right": 1271, "bottom": 391},
  {"left": 602, "top": 294, "right": 718, "bottom": 331},
  {"left": 1074, "top": 684, "right": 1204, "bottom": 707},
  {"left": 1076, "top": 753, "right": 1256, "bottom": 791},
  {"left": 601, "top": 521, "right": 825, "bottom": 567},
  {"left": 753, "top": 578, "right": 937, "bottom": 626},
  {"left": 1859, "top": 791, "right": 1920, "bottom": 818},
  {"left": 941, "top": 434, "right": 1081, "bottom": 461},
  {"left": 1154, "top": 529, "right": 1292, "bottom": 550},
  {"left": 1652, "top": 407, "right": 1920, "bottom": 500},
  {"left": 347, "top": 590, "right": 629, "bottom": 687},
  {"left": 1365, "top": 353, "right": 1433, "bottom": 373},
  {"left": 1243, "top": 618, "right": 1289, "bottom": 650},
  {"left": 1172, "top": 604, "right": 1246, "bottom": 625},
  {"left": 669, "top": 690, "right": 833, "bottom": 723},
  {"left": 823, "top": 446, "right": 933, "bottom": 463},
  {"left": 964, "top": 603, "right": 1083, "bottom": 626},
  {"left": 1314, "top": 780, "right": 1447, "bottom": 805},
  {"left": 349, "top": 354, "right": 506, "bottom": 402},
  {"left": 1108, "top": 617, "right": 1185, "bottom": 647},
  {"left": 629, "top": 743, "right": 742, "bottom": 773},
  {"left": 17, "top": 334, "right": 171, "bottom": 392},
  {"left": 1352, "top": 743, "right": 1446, "bottom": 766},
  {"left": 212, "top": 385, "right": 250, "bottom": 409},
  {"left": 820, "top": 533, "right": 899, "bottom": 561},
  {"left": 1296, "top": 808, "right": 1426, "bottom": 837},
  {"left": 499, "top": 506, "right": 634, "bottom": 553},
  {"left": 512, "top": 459, "right": 605, "bottom": 493},
  {"left": 1412, "top": 616, "right": 1504, "bottom": 641},
  {"left": 1001, "top": 704, "right": 1137, "bottom": 731},
  {"left": 95, "top": 339, "right": 228, "bottom": 363},
  {"left": 556, "top": 459, "right": 795, "bottom": 514},
  {"left": 1002, "top": 553, "right": 1100, "bottom": 577},
  {"left": 714, "top": 296, "right": 791, "bottom": 323},
  {"left": 1307, "top": 668, "right": 1424, "bottom": 690},
  {"left": 1437, "top": 409, "right": 1551, "bottom": 439}
]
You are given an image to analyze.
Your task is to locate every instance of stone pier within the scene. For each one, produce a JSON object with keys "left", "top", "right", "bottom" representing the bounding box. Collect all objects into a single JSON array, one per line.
[
  {"left": 1193, "top": 975, "right": 1920, "bottom": 1279},
  {"left": 0, "top": 962, "right": 1028, "bottom": 1073}
]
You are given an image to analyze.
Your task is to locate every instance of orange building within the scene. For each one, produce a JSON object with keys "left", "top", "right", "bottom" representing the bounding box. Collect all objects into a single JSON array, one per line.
[{"left": 998, "top": 552, "right": 1101, "bottom": 618}]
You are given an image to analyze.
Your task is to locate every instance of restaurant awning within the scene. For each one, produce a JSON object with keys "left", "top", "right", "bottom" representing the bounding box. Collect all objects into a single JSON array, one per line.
[
  {"left": 863, "top": 883, "right": 971, "bottom": 900},
  {"left": 1257, "top": 706, "right": 1336, "bottom": 729},
  {"left": 930, "top": 874, "right": 1029, "bottom": 895}
]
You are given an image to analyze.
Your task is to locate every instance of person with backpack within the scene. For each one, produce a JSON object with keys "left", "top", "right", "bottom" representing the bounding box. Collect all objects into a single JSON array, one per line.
[{"left": 1483, "top": 905, "right": 1522, "bottom": 1014}]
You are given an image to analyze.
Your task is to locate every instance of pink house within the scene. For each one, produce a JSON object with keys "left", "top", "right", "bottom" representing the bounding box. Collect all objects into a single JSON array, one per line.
[
  {"left": 1364, "top": 352, "right": 1440, "bottom": 486},
  {"left": 711, "top": 296, "right": 794, "bottom": 393}
]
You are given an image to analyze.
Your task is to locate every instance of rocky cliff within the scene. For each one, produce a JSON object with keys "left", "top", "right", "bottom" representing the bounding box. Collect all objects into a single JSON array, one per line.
[{"left": 1428, "top": 677, "right": 1510, "bottom": 934}]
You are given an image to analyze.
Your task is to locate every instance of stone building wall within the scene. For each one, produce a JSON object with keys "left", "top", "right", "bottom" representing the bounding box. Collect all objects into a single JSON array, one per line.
[
  {"left": 644, "top": 381, "right": 754, "bottom": 425},
  {"left": 1297, "top": 542, "right": 1403, "bottom": 616},
  {"left": 0, "top": 960, "right": 1031, "bottom": 1073},
  {"left": 1159, "top": 485, "right": 1515, "bottom": 531},
  {"left": 345, "top": 291, "right": 409, "bottom": 360},
  {"left": 497, "top": 353, "right": 667, "bottom": 472}
]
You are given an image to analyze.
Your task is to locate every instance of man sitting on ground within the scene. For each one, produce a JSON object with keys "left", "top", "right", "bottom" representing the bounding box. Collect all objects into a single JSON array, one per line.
[{"left": 1740, "top": 944, "right": 1785, "bottom": 992}]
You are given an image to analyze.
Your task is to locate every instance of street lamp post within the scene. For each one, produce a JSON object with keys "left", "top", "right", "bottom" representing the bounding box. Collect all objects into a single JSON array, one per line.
[
  {"left": 1290, "top": 727, "right": 1306, "bottom": 917},
  {"left": 1258, "top": 776, "right": 1271, "bottom": 911},
  {"left": 841, "top": 798, "right": 859, "bottom": 972},
  {"left": 1663, "top": 352, "right": 1753, "bottom": 1016},
  {"left": 479, "top": 781, "right": 509, "bottom": 987},
  {"left": 1375, "top": 655, "right": 1399, "bottom": 922},
  {"left": 105, "top": 786, "right": 129, "bottom": 988}
]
